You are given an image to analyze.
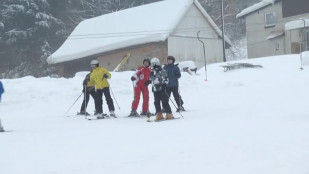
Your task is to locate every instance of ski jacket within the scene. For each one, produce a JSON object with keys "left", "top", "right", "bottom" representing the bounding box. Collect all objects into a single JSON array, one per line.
[
  {"left": 83, "top": 73, "right": 95, "bottom": 91},
  {"left": 132, "top": 66, "right": 151, "bottom": 87},
  {"left": 150, "top": 65, "right": 169, "bottom": 92},
  {"left": 163, "top": 63, "right": 181, "bottom": 87},
  {"left": 88, "top": 67, "right": 111, "bottom": 90}
]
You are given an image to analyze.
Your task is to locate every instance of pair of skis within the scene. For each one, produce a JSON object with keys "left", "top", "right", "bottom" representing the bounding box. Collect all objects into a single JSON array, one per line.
[
  {"left": 147, "top": 117, "right": 181, "bottom": 122},
  {"left": 87, "top": 114, "right": 117, "bottom": 120}
]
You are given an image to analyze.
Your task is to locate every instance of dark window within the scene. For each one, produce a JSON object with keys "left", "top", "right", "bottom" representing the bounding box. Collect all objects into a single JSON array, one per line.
[
  {"left": 275, "top": 42, "right": 280, "bottom": 51},
  {"left": 282, "top": 0, "right": 309, "bottom": 18}
]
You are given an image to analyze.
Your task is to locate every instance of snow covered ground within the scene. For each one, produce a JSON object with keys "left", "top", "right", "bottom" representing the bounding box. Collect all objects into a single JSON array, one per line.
[{"left": 1, "top": 54, "right": 309, "bottom": 174}]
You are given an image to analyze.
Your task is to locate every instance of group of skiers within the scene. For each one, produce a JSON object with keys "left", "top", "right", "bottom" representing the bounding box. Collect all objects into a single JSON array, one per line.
[{"left": 79, "top": 56, "right": 185, "bottom": 121}]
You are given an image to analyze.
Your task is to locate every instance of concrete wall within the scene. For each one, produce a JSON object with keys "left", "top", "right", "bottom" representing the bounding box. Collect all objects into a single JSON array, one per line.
[
  {"left": 57, "top": 42, "right": 167, "bottom": 77},
  {"left": 245, "top": 1, "right": 309, "bottom": 58},
  {"left": 97, "top": 42, "right": 167, "bottom": 71},
  {"left": 168, "top": 3, "right": 223, "bottom": 68},
  {"left": 58, "top": 56, "right": 94, "bottom": 77}
]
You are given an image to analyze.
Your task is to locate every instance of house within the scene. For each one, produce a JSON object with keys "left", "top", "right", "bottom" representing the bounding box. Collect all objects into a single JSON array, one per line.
[
  {"left": 237, "top": 0, "right": 309, "bottom": 58},
  {"left": 47, "top": 0, "right": 231, "bottom": 77}
]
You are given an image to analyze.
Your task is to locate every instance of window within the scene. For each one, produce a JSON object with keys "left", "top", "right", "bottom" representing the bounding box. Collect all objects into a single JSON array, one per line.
[
  {"left": 275, "top": 42, "right": 280, "bottom": 51},
  {"left": 265, "top": 12, "right": 276, "bottom": 27}
]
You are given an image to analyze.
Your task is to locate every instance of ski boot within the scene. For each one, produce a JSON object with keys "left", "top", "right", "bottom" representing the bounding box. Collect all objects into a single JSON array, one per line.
[
  {"left": 128, "top": 110, "right": 139, "bottom": 117},
  {"left": 155, "top": 112, "right": 164, "bottom": 121},
  {"left": 94, "top": 111, "right": 106, "bottom": 119},
  {"left": 140, "top": 111, "right": 154, "bottom": 117},
  {"left": 110, "top": 111, "right": 116, "bottom": 118},
  {"left": 77, "top": 111, "right": 90, "bottom": 116},
  {"left": 96, "top": 113, "right": 106, "bottom": 119},
  {"left": 165, "top": 113, "right": 174, "bottom": 120},
  {"left": 176, "top": 106, "right": 185, "bottom": 112}
]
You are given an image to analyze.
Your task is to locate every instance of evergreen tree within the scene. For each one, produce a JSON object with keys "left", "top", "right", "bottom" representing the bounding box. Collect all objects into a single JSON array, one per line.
[{"left": 0, "top": 0, "right": 62, "bottom": 77}]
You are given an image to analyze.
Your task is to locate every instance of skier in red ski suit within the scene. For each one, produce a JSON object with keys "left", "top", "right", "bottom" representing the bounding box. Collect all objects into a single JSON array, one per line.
[{"left": 129, "top": 59, "right": 152, "bottom": 117}]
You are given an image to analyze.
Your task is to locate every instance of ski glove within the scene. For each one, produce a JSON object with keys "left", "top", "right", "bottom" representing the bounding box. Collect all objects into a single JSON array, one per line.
[
  {"left": 131, "top": 76, "right": 136, "bottom": 81},
  {"left": 103, "top": 74, "right": 108, "bottom": 78},
  {"left": 144, "top": 80, "right": 151, "bottom": 86}
]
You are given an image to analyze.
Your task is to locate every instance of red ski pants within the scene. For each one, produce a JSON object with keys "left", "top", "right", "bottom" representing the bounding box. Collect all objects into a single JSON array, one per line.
[{"left": 132, "top": 85, "right": 149, "bottom": 111}]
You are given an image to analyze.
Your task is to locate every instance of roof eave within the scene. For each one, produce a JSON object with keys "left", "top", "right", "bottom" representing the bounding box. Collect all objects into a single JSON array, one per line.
[{"left": 236, "top": 0, "right": 281, "bottom": 19}]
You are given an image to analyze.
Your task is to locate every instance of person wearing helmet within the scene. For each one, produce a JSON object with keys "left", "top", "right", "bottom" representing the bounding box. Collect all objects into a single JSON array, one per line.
[
  {"left": 129, "top": 58, "right": 153, "bottom": 117},
  {"left": 88, "top": 60, "right": 116, "bottom": 118},
  {"left": 164, "top": 56, "right": 185, "bottom": 112},
  {"left": 149, "top": 57, "right": 174, "bottom": 120}
]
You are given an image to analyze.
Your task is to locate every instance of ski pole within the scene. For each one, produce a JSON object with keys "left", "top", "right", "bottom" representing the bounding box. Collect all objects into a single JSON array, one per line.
[
  {"left": 132, "top": 81, "right": 136, "bottom": 101},
  {"left": 109, "top": 86, "right": 120, "bottom": 110},
  {"left": 103, "top": 75, "right": 120, "bottom": 110},
  {"left": 84, "top": 85, "right": 87, "bottom": 113},
  {"left": 164, "top": 90, "right": 184, "bottom": 118},
  {"left": 64, "top": 92, "right": 83, "bottom": 116},
  {"left": 178, "top": 86, "right": 182, "bottom": 109}
]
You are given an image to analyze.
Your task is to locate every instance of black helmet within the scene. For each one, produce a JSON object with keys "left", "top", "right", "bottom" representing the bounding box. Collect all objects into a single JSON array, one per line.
[
  {"left": 167, "top": 56, "right": 175, "bottom": 63},
  {"left": 143, "top": 58, "right": 151, "bottom": 66}
]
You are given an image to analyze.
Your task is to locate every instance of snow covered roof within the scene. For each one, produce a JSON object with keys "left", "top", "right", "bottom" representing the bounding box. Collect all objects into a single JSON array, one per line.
[
  {"left": 285, "top": 19, "right": 309, "bottom": 31},
  {"left": 236, "top": 0, "right": 279, "bottom": 19},
  {"left": 47, "top": 0, "right": 228, "bottom": 65}
]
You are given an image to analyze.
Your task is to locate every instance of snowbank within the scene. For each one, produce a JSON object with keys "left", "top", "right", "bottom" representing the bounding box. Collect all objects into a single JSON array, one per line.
[{"left": 285, "top": 18, "right": 309, "bottom": 31}]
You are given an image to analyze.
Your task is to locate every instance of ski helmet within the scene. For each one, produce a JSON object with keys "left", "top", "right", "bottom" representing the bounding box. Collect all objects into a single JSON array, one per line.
[
  {"left": 90, "top": 60, "right": 99, "bottom": 67},
  {"left": 167, "top": 56, "right": 175, "bottom": 63},
  {"left": 143, "top": 58, "right": 151, "bottom": 67},
  {"left": 150, "top": 57, "right": 160, "bottom": 66}
]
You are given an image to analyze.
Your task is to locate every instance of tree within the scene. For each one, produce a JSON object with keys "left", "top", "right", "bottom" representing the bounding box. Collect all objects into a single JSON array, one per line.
[{"left": 0, "top": 0, "right": 62, "bottom": 77}]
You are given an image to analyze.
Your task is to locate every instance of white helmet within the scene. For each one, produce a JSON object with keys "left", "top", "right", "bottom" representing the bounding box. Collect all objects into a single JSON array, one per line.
[
  {"left": 150, "top": 57, "right": 160, "bottom": 66},
  {"left": 90, "top": 60, "right": 99, "bottom": 66}
]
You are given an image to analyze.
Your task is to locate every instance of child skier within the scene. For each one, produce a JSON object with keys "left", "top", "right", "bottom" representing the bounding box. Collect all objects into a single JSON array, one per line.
[
  {"left": 129, "top": 58, "right": 153, "bottom": 117},
  {"left": 149, "top": 57, "right": 174, "bottom": 120},
  {"left": 164, "top": 56, "right": 185, "bottom": 112}
]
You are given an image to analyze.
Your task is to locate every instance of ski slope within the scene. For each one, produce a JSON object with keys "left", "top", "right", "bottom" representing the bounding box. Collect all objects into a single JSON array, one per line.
[{"left": 1, "top": 55, "right": 309, "bottom": 174}]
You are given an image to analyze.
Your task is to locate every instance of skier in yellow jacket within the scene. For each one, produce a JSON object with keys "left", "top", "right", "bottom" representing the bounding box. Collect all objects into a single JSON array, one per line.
[{"left": 88, "top": 60, "right": 115, "bottom": 118}]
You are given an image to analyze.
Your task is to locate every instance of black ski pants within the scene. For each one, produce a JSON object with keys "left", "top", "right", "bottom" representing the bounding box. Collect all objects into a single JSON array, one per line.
[
  {"left": 166, "top": 86, "right": 184, "bottom": 107},
  {"left": 153, "top": 89, "right": 171, "bottom": 114},
  {"left": 80, "top": 89, "right": 96, "bottom": 112},
  {"left": 95, "top": 87, "right": 115, "bottom": 113}
]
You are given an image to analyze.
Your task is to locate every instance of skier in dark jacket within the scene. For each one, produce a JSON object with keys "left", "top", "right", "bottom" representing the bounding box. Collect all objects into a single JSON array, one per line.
[
  {"left": 0, "top": 81, "right": 4, "bottom": 103},
  {"left": 149, "top": 57, "right": 174, "bottom": 120},
  {"left": 164, "top": 56, "right": 185, "bottom": 112},
  {"left": 78, "top": 73, "right": 96, "bottom": 115}
]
